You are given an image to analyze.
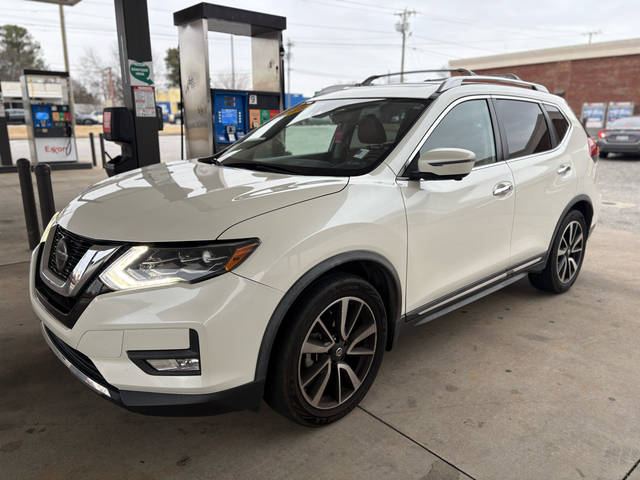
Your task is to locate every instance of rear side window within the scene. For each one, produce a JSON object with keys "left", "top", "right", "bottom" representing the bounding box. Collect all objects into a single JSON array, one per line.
[
  {"left": 495, "top": 99, "right": 552, "bottom": 159},
  {"left": 544, "top": 104, "right": 570, "bottom": 143},
  {"left": 420, "top": 99, "right": 497, "bottom": 167}
]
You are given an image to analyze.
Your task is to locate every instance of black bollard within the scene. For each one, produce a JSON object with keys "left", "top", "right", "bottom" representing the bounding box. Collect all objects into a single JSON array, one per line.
[
  {"left": 34, "top": 163, "right": 56, "bottom": 228},
  {"left": 99, "top": 133, "right": 106, "bottom": 168},
  {"left": 89, "top": 132, "right": 97, "bottom": 167},
  {"left": 16, "top": 158, "right": 40, "bottom": 250}
]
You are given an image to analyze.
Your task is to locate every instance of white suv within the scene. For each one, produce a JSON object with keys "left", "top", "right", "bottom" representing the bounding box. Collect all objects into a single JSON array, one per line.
[{"left": 31, "top": 72, "right": 600, "bottom": 425}]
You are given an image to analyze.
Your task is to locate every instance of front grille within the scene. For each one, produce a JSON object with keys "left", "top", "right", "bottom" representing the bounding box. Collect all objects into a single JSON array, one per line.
[
  {"left": 48, "top": 226, "right": 93, "bottom": 280},
  {"left": 44, "top": 326, "right": 110, "bottom": 388}
]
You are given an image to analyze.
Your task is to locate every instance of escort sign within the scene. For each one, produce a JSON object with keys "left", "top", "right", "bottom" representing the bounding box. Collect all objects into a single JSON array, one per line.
[{"left": 35, "top": 137, "right": 78, "bottom": 163}]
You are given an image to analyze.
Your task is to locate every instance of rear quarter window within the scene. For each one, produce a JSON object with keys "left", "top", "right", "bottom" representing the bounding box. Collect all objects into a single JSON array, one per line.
[
  {"left": 495, "top": 99, "right": 552, "bottom": 159},
  {"left": 544, "top": 104, "right": 570, "bottom": 143}
]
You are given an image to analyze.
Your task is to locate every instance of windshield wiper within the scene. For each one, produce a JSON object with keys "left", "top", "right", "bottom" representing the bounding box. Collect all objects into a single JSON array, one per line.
[
  {"left": 222, "top": 161, "right": 299, "bottom": 175},
  {"left": 197, "top": 155, "right": 222, "bottom": 165}
]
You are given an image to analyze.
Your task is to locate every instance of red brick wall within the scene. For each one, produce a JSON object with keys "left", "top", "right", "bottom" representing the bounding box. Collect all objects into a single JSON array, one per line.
[{"left": 473, "top": 54, "right": 640, "bottom": 116}]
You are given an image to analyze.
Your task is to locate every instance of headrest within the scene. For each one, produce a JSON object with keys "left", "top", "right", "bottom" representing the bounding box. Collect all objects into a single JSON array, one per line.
[{"left": 357, "top": 114, "right": 386, "bottom": 144}]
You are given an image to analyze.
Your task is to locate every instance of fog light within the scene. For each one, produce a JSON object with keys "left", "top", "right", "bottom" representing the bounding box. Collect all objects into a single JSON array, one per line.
[{"left": 146, "top": 358, "right": 200, "bottom": 372}]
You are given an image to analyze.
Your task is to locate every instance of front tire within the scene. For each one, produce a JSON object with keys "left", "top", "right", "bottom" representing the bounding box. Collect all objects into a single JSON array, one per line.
[
  {"left": 529, "top": 210, "right": 587, "bottom": 293},
  {"left": 265, "top": 274, "right": 387, "bottom": 426}
]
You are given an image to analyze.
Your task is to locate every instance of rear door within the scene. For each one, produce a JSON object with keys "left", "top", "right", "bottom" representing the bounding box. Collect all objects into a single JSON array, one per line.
[
  {"left": 494, "top": 98, "right": 577, "bottom": 266},
  {"left": 400, "top": 98, "right": 515, "bottom": 314}
]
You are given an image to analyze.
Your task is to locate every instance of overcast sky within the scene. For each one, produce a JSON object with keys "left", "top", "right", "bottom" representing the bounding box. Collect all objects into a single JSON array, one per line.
[{"left": 3, "top": 0, "right": 639, "bottom": 97}]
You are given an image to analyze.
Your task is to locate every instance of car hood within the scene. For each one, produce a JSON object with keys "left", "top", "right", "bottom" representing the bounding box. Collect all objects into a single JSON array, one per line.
[{"left": 57, "top": 160, "right": 348, "bottom": 242}]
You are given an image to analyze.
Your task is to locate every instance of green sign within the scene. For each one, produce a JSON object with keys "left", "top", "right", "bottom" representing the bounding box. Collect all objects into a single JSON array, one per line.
[{"left": 129, "top": 62, "right": 153, "bottom": 86}]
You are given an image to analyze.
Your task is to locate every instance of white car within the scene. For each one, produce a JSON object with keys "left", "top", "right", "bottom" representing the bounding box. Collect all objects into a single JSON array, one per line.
[{"left": 31, "top": 72, "right": 600, "bottom": 426}]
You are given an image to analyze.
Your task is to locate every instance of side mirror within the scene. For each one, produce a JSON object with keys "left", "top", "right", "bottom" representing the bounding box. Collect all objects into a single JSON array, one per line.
[{"left": 411, "top": 148, "right": 476, "bottom": 181}]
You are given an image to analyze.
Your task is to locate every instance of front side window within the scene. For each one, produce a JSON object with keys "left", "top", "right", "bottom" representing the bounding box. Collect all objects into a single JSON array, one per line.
[
  {"left": 495, "top": 99, "right": 552, "bottom": 159},
  {"left": 544, "top": 104, "right": 570, "bottom": 143},
  {"left": 217, "top": 98, "right": 429, "bottom": 176},
  {"left": 419, "top": 99, "right": 497, "bottom": 167}
]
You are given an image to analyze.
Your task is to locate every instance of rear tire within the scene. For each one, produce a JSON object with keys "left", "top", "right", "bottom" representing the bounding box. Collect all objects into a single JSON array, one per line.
[
  {"left": 598, "top": 151, "right": 608, "bottom": 158},
  {"left": 265, "top": 273, "right": 387, "bottom": 426},
  {"left": 529, "top": 210, "right": 587, "bottom": 293}
]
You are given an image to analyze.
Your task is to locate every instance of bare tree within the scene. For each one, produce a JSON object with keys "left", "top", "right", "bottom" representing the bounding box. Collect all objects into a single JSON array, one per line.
[{"left": 76, "top": 46, "right": 123, "bottom": 106}]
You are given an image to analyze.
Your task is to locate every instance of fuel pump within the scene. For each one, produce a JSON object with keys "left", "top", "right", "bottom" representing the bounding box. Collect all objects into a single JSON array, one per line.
[
  {"left": 174, "top": 3, "right": 286, "bottom": 158},
  {"left": 211, "top": 89, "right": 280, "bottom": 152},
  {"left": 20, "top": 70, "right": 78, "bottom": 165}
]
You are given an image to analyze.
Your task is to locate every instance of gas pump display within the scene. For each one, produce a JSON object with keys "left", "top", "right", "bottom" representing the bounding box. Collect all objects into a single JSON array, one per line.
[
  {"left": 211, "top": 89, "right": 281, "bottom": 152},
  {"left": 31, "top": 104, "right": 72, "bottom": 137}
]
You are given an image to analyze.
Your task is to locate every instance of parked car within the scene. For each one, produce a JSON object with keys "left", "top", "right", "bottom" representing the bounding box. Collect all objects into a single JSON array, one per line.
[
  {"left": 169, "top": 110, "right": 182, "bottom": 124},
  {"left": 31, "top": 72, "right": 600, "bottom": 426},
  {"left": 596, "top": 116, "right": 640, "bottom": 157},
  {"left": 6, "top": 108, "right": 25, "bottom": 124},
  {"left": 89, "top": 110, "right": 103, "bottom": 124},
  {"left": 75, "top": 113, "right": 99, "bottom": 125}
]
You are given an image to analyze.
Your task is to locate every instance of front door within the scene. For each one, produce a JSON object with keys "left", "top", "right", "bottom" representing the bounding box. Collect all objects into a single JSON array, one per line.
[{"left": 400, "top": 98, "right": 515, "bottom": 314}]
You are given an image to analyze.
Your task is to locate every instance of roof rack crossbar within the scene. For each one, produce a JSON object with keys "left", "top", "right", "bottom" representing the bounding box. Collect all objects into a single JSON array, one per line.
[
  {"left": 437, "top": 75, "right": 549, "bottom": 93},
  {"left": 360, "top": 69, "right": 475, "bottom": 86}
]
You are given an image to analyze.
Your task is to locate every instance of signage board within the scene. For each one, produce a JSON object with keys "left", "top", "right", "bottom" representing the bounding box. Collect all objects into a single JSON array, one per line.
[
  {"left": 606, "top": 101, "right": 634, "bottom": 127},
  {"left": 133, "top": 85, "right": 156, "bottom": 117},
  {"left": 35, "top": 137, "right": 78, "bottom": 163},
  {"left": 128, "top": 60, "right": 154, "bottom": 86},
  {"left": 581, "top": 102, "right": 606, "bottom": 129}
]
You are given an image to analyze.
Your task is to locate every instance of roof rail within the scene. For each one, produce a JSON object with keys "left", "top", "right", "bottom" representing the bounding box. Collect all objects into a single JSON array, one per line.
[
  {"left": 437, "top": 75, "right": 549, "bottom": 93},
  {"left": 360, "top": 68, "right": 475, "bottom": 86},
  {"left": 485, "top": 73, "right": 521, "bottom": 80}
]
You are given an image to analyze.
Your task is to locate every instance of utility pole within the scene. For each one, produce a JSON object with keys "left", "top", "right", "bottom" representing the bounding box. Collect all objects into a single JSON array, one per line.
[
  {"left": 285, "top": 38, "right": 293, "bottom": 108},
  {"left": 583, "top": 30, "right": 602, "bottom": 44},
  {"left": 58, "top": 3, "right": 75, "bottom": 127},
  {"left": 394, "top": 8, "right": 417, "bottom": 82},
  {"left": 230, "top": 34, "right": 235, "bottom": 89}
]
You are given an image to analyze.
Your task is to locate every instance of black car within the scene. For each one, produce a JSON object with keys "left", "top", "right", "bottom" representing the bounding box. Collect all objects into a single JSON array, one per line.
[
  {"left": 6, "top": 108, "right": 25, "bottom": 124},
  {"left": 597, "top": 116, "right": 640, "bottom": 158}
]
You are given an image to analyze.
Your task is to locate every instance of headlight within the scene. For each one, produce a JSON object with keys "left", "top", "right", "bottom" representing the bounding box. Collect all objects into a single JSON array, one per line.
[
  {"left": 99, "top": 239, "right": 259, "bottom": 291},
  {"left": 40, "top": 212, "right": 59, "bottom": 243}
]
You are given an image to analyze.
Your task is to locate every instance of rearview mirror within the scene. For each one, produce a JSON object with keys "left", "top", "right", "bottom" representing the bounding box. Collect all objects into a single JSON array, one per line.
[{"left": 411, "top": 148, "right": 476, "bottom": 181}]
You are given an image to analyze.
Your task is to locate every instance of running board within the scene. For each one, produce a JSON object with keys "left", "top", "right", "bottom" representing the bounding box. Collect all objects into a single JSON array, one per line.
[{"left": 406, "top": 273, "right": 527, "bottom": 328}]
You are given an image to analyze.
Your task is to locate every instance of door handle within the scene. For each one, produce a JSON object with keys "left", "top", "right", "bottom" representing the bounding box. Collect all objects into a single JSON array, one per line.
[
  {"left": 493, "top": 182, "right": 513, "bottom": 197},
  {"left": 557, "top": 164, "right": 571, "bottom": 175}
]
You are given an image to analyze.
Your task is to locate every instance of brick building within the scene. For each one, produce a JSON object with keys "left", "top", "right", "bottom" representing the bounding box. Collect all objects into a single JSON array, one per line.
[{"left": 449, "top": 38, "right": 640, "bottom": 118}]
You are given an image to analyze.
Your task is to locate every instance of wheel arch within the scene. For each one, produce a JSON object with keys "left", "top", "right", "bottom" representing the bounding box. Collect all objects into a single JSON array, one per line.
[
  {"left": 254, "top": 250, "right": 403, "bottom": 384},
  {"left": 537, "top": 194, "right": 594, "bottom": 270}
]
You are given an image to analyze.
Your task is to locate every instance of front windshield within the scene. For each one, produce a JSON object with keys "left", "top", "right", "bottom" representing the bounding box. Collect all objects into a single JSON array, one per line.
[{"left": 217, "top": 98, "right": 429, "bottom": 176}]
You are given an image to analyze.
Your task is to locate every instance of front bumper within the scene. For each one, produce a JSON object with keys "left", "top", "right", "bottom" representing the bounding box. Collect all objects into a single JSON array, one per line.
[
  {"left": 30, "top": 244, "right": 283, "bottom": 413},
  {"left": 42, "top": 321, "right": 264, "bottom": 414}
]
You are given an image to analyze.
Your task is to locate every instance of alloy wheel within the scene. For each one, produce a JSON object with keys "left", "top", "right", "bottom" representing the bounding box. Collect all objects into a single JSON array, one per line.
[
  {"left": 556, "top": 220, "right": 584, "bottom": 284},
  {"left": 297, "top": 296, "right": 377, "bottom": 410}
]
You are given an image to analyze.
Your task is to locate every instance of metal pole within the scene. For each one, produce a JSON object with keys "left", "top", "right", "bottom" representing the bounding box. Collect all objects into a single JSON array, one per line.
[
  {"left": 59, "top": 4, "right": 75, "bottom": 130},
  {"left": 230, "top": 35, "right": 235, "bottom": 90},
  {"left": 34, "top": 163, "right": 56, "bottom": 227},
  {"left": 89, "top": 132, "right": 97, "bottom": 166},
  {"left": 0, "top": 82, "right": 12, "bottom": 166},
  {"left": 99, "top": 133, "right": 106, "bottom": 168},
  {"left": 16, "top": 158, "right": 40, "bottom": 250},
  {"left": 286, "top": 39, "right": 292, "bottom": 108}
]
